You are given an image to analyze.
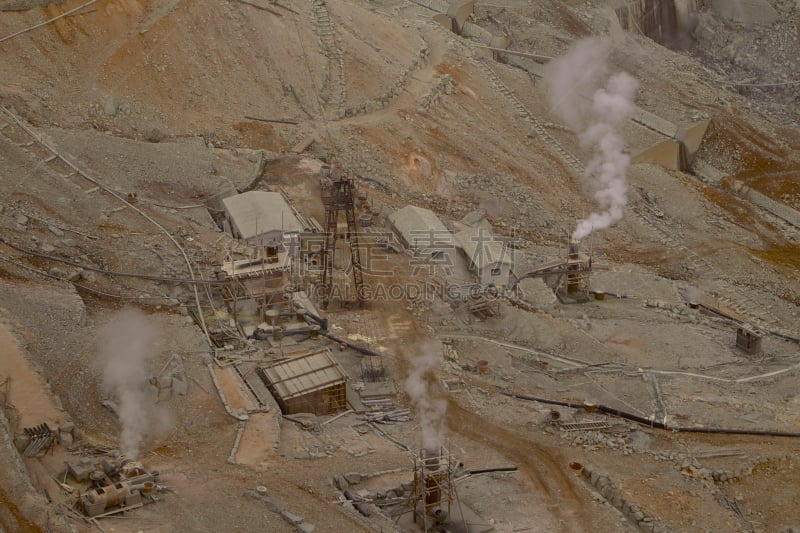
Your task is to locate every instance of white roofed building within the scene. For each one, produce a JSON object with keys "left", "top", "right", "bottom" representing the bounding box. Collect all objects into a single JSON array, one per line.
[
  {"left": 221, "top": 191, "right": 304, "bottom": 247},
  {"left": 455, "top": 227, "right": 513, "bottom": 286},
  {"left": 387, "top": 205, "right": 454, "bottom": 259}
]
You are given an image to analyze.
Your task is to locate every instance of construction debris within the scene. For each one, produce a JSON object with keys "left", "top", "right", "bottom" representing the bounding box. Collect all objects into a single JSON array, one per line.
[
  {"left": 18, "top": 423, "right": 55, "bottom": 457},
  {"left": 363, "top": 409, "right": 411, "bottom": 424}
]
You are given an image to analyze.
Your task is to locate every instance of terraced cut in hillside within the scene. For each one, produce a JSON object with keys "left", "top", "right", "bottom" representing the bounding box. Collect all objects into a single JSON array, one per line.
[{"left": 1, "top": 1, "right": 800, "bottom": 532}]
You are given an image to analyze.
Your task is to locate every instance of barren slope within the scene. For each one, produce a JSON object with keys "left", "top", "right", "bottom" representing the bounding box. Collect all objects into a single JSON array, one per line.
[{"left": 1, "top": 0, "right": 800, "bottom": 532}]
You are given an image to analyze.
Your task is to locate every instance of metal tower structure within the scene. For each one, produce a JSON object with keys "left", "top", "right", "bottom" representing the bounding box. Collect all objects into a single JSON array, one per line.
[
  {"left": 410, "top": 447, "right": 457, "bottom": 531},
  {"left": 320, "top": 172, "right": 364, "bottom": 309},
  {"left": 557, "top": 238, "right": 591, "bottom": 303}
]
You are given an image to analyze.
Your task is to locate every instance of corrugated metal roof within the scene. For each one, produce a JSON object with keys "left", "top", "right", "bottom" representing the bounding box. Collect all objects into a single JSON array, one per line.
[
  {"left": 221, "top": 191, "right": 303, "bottom": 239},
  {"left": 455, "top": 227, "right": 512, "bottom": 270},
  {"left": 261, "top": 349, "right": 347, "bottom": 401},
  {"left": 388, "top": 205, "right": 451, "bottom": 249}
]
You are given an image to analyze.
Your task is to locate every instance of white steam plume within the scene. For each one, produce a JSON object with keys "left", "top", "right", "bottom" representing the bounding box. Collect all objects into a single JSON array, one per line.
[
  {"left": 546, "top": 38, "right": 638, "bottom": 240},
  {"left": 403, "top": 342, "right": 446, "bottom": 452},
  {"left": 99, "top": 308, "right": 170, "bottom": 458}
]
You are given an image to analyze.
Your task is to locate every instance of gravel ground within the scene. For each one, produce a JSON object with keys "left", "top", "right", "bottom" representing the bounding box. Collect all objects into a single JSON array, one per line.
[{"left": 1, "top": 0, "right": 799, "bottom": 531}]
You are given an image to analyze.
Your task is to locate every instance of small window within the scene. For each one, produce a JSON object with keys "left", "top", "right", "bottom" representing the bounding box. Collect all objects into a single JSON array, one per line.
[{"left": 491, "top": 267, "right": 501, "bottom": 276}]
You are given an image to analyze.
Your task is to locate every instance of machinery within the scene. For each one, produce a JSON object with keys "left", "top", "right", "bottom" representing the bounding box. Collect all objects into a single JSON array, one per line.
[
  {"left": 69, "top": 458, "right": 163, "bottom": 517},
  {"left": 80, "top": 477, "right": 158, "bottom": 517},
  {"left": 510, "top": 237, "right": 592, "bottom": 303}
]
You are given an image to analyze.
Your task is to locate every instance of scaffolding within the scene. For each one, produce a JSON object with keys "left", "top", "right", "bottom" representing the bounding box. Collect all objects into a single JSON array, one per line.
[
  {"left": 217, "top": 254, "right": 292, "bottom": 319},
  {"left": 410, "top": 447, "right": 456, "bottom": 531},
  {"left": 320, "top": 172, "right": 365, "bottom": 309},
  {"left": 556, "top": 238, "right": 591, "bottom": 303}
]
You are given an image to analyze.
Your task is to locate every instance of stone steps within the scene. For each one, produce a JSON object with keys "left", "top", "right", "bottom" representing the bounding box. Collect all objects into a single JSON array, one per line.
[
  {"left": 473, "top": 58, "right": 584, "bottom": 172},
  {"left": 311, "top": 0, "right": 346, "bottom": 115}
]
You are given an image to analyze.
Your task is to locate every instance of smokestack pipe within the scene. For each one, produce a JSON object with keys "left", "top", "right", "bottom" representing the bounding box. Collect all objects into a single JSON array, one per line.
[{"left": 568, "top": 238, "right": 581, "bottom": 257}]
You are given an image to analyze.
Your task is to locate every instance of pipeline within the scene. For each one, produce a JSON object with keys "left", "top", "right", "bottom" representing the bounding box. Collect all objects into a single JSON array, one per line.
[
  {"left": 321, "top": 332, "right": 382, "bottom": 356},
  {"left": 342, "top": 489, "right": 372, "bottom": 517},
  {"left": 696, "top": 303, "right": 800, "bottom": 345},
  {"left": 302, "top": 310, "right": 329, "bottom": 331},
  {"left": 253, "top": 326, "right": 312, "bottom": 340},
  {"left": 0, "top": 233, "right": 226, "bottom": 285},
  {"left": 466, "top": 466, "right": 518, "bottom": 475},
  {"left": 501, "top": 391, "right": 800, "bottom": 438},
  {"left": 0, "top": 106, "right": 211, "bottom": 346}
]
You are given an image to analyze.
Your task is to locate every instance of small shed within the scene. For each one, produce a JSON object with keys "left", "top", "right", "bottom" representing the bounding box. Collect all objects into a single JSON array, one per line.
[
  {"left": 258, "top": 349, "right": 348, "bottom": 415},
  {"left": 455, "top": 227, "right": 513, "bottom": 286},
  {"left": 736, "top": 325, "right": 763, "bottom": 355},
  {"left": 388, "top": 205, "right": 453, "bottom": 258},
  {"left": 221, "top": 191, "right": 304, "bottom": 246}
]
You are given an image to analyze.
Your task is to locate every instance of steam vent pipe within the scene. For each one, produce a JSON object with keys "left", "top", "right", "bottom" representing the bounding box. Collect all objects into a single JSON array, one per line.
[
  {"left": 567, "top": 238, "right": 582, "bottom": 294},
  {"left": 568, "top": 238, "right": 580, "bottom": 258},
  {"left": 423, "top": 448, "right": 442, "bottom": 514}
]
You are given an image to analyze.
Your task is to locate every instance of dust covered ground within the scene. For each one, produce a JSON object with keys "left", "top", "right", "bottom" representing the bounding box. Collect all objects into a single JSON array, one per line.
[{"left": 1, "top": 0, "right": 800, "bottom": 532}]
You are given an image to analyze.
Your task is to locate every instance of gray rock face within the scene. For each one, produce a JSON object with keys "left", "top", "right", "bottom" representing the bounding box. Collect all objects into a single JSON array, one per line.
[
  {"left": 102, "top": 95, "right": 118, "bottom": 117},
  {"left": 628, "top": 430, "right": 652, "bottom": 453},
  {"left": 710, "top": 0, "right": 778, "bottom": 25}
]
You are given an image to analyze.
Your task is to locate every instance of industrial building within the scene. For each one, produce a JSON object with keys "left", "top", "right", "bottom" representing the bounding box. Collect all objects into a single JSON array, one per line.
[
  {"left": 257, "top": 349, "right": 348, "bottom": 416},
  {"left": 388, "top": 205, "right": 453, "bottom": 259},
  {"left": 221, "top": 191, "right": 304, "bottom": 247},
  {"left": 455, "top": 227, "right": 513, "bottom": 286},
  {"left": 736, "top": 325, "right": 764, "bottom": 355}
]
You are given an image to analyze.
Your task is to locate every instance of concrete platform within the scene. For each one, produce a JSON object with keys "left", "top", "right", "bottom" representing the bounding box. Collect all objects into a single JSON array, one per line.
[
  {"left": 632, "top": 138, "right": 684, "bottom": 170},
  {"left": 397, "top": 502, "right": 494, "bottom": 533}
]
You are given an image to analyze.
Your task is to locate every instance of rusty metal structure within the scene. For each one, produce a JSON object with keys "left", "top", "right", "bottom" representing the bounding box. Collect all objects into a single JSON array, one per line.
[
  {"left": 509, "top": 236, "right": 592, "bottom": 303},
  {"left": 558, "top": 238, "right": 591, "bottom": 303},
  {"left": 320, "top": 170, "right": 364, "bottom": 308},
  {"left": 410, "top": 447, "right": 456, "bottom": 531},
  {"left": 80, "top": 477, "right": 158, "bottom": 517},
  {"left": 736, "top": 325, "right": 764, "bottom": 355},
  {"left": 74, "top": 458, "right": 162, "bottom": 517}
]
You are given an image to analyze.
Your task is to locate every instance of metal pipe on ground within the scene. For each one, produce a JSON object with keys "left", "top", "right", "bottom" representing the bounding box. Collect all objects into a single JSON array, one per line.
[
  {"left": 301, "top": 310, "right": 329, "bottom": 331},
  {"left": 501, "top": 390, "right": 800, "bottom": 438},
  {"left": 342, "top": 489, "right": 372, "bottom": 517},
  {"left": 321, "top": 332, "right": 382, "bottom": 356},
  {"left": 466, "top": 466, "right": 518, "bottom": 475}
]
